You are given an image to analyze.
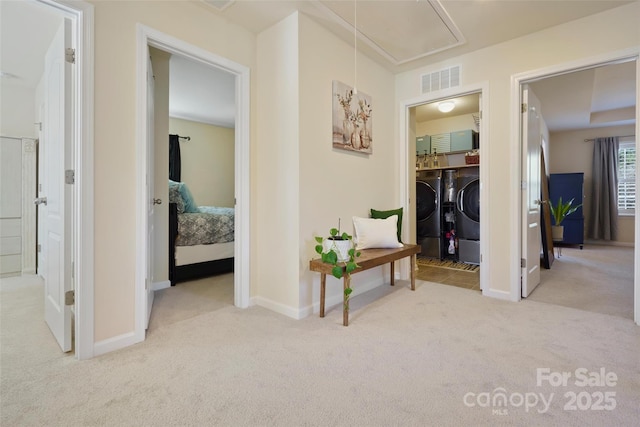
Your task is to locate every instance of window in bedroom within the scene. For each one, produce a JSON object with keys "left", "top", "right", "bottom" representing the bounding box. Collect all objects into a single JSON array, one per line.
[{"left": 618, "top": 138, "right": 636, "bottom": 215}]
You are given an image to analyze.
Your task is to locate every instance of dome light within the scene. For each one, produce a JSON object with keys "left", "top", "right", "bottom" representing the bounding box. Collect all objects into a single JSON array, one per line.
[{"left": 438, "top": 101, "right": 455, "bottom": 113}]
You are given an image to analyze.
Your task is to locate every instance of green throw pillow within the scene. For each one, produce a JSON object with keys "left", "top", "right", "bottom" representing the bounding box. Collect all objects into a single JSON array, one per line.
[{"left": 370, "top": 208, "right": 403, "bottom": 243}]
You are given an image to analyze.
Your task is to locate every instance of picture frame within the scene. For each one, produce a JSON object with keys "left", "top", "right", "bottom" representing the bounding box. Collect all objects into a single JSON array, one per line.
[{"left": 332, "top": 80, "right": 372, "bottom": 154}]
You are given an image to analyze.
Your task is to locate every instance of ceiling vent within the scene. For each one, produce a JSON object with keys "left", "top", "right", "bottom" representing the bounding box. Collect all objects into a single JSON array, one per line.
[
  {"left": 201, "top": 0, "right": 235, "bottom": 12},
  {"left": 421, "top": 65, "right": 461, "bottom": 94}
]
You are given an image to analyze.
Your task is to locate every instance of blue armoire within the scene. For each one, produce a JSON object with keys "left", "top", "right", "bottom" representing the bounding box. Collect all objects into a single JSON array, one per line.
[{"left": 549, "top": 172, "right": 584, "bottom": 248}]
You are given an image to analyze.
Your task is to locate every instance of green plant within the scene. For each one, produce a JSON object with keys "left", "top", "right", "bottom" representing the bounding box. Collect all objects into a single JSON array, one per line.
[
  {"left": 314, "top": 222, "right": 361, "bottom": 309},
  {"left": 549, "top": 197, "right": 582, "bottom": 226}
]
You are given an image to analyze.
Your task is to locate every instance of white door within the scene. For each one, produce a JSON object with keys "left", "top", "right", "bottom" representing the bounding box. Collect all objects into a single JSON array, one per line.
[
  {"left": 43, "top": 19, "right": 73, "bottom": 352},
  {"left": 37, "top": 104, "right": 46, "bottom": 278},
  {"left": 521, "top": 85, "right": 542, "bottom": 297},
  {"left": 145, "top": 54, "right": 155, "bottom": 328}
]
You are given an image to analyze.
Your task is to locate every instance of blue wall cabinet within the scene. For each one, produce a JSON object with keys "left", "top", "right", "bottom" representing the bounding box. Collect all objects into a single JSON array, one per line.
[
  {"left": 416, "top": 135, "right": 430, "bottom": 155},
  {"left": 549, "top": 172, "right": 584, "bottom": 248}
]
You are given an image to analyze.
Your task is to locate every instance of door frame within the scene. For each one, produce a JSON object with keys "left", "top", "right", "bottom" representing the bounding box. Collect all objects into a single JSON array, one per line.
[
  {"left": 511, "top": 47, "right": 640, "bottom": 325},
  {"left": 40, "top": 0, "right": 95, "bottom": 359},
  {"left": 399, "top": 82, "right": 490, "bottom": 293},
  {"left": 134, "top": 25, "right": 251, "bottom": 342}
]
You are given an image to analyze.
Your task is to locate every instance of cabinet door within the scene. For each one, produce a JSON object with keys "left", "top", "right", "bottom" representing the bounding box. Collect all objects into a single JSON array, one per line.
[
  {"left": 451, "top": 130, "right": 475, "bottom": 152},
  {"left": 416, "top": 135, "right": 430, "bottom": 155},
  {"left": 562, "top": 219, "right": 584, "bottom": 245},
  {"left": 549, "top": 173, "right": 584, "bottom": 220},
  {"left": 430, "top": 133, "right": 450, "bottom": 154}
]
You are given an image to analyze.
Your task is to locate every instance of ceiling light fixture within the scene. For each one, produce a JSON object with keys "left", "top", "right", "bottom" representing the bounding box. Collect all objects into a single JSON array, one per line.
[{"left": 438, "top": 101, "right": 455, "bottom": 113}]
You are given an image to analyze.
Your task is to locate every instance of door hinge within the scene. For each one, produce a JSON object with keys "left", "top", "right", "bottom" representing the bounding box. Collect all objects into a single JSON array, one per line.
[
  {"left": 65, "top": 169, "right": 75, "bottom": 184},
  {"left": 65, "top": 48, "right": 76, "bottom": 64},
  {"left": 65, "top": 290, "right": 75, "bottom": 306},
  {"left": 521, "top": 103, "right": 528, "bottom": 113},
  {"left": 521, "top": 258, "right": 526, "bottom": 268}
]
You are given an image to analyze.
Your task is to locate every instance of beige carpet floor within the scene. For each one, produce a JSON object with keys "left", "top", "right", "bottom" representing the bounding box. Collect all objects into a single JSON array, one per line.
[
  {"left": 1, "top": 272, "right": 639, "bottom": 426},
  {"left": 530, "top": 245, "right": 634, "bottom": 320}
]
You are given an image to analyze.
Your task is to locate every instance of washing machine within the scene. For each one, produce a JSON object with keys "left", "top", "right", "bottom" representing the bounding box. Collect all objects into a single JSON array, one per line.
[
  {"left": 416, "top": 169, "right": 442, "bottom": 259},
  {"left": 456, "top": 166, "right": 480, "bottom": 264}
]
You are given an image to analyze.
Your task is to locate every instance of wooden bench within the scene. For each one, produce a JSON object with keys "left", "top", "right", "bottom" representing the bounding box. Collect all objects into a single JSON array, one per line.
[{"left": 309, "top": 244, "right": 421, "bottom": 326}]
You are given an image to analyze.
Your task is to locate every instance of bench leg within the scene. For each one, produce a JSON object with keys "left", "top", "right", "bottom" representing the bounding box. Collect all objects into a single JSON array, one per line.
[
  {"left": 390, "top": 261, "right": 395, "bottom": 286},
  {"left": 320, "top": 273, "right": 326, "bottom": 317},
  {"left": 410, "top": 254, "right": 416, "bottom": 291},
  {"left": 343, "top": 274, "right": 351, "bottom": 326}
]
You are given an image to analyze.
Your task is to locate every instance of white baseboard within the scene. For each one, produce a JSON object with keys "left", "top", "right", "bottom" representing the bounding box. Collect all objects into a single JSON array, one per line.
[
  {"left": 254, "top": 296, "right": 302, "bottom": 320},
  {"left": 152, "top": 280, "right": 171, "bottom": 291},
  {"left": 94, "top": 331, "right": 141, "bottom": 357},
  {"left": 319, "top": 277, "right": 385, "bottom": 313},
  {"left": 482, "top": 287, "right": 512, "bottom": 301}
]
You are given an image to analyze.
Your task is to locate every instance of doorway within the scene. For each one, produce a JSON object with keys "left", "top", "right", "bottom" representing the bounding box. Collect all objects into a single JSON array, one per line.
[
  {"left": 409, "top": 91, "right": 483, "bottom": 292},
  {"left": 0, "top": 0, "right": 94, "bottom": 358},
  {"left": 147, "top": 48, "right": 238, "bottom": 331},
  {"left": 135, "top": 25, "right": 251, "bottom": 342},
  {"left": 517, "top": 55, "right": 638, "bottom": 323}
]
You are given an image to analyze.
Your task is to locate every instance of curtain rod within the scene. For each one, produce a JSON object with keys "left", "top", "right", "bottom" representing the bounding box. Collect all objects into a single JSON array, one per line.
[
  {"left": 584, "top": 134, "right": 634, "bottom": 142},
  {"left": 178, "top": 135, "right": 190, "bottom": 141}
]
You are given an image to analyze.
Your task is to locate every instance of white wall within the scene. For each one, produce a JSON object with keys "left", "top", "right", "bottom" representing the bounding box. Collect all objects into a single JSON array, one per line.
[
  {"left": 254, "top": 12, "right": 397, "bottom": 317},
  {"left": 0, "top": 85, "right": 38, "bottom": 139},
  {"left": 169, "top": 118, "right": 235, "bottom": 207},
  {"left": 255, "top": 13, "right": 301, "bottom": 311},
  {"left": 298, "top": 13, "right": 397, "bottom": 312},
  {"left": 395, "top": 2, "right": 639, "bottom": 296},
  {"left": 549, "top": 124, "right": 636, "bottom": 245},
  {"left": 89, "top": 0, "right": 256, "bottom": 342}
]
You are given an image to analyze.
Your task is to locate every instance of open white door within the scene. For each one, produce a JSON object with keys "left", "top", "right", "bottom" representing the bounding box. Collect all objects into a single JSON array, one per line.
[
  {"left": 521, "top": 85, "right": 542, "bottom": 297},
  {"left": 43, "top": 19, "right": 73, "bottom": 352},
  {"left": 145, "top": 53, "right": 155, "bottom": 328}
]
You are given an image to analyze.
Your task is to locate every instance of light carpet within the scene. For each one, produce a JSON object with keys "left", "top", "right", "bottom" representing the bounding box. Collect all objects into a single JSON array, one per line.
[
  {"left": 530, "top": 245, "right": 634, "bottom": 320},
  {"left": 1, "top": 274, "right": 639, "bottom": 426}
]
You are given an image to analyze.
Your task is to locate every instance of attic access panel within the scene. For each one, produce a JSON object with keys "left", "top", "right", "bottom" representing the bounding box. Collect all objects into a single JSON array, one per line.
[{"left": 320, "top": 0, "right": 464, "bottom": 64}]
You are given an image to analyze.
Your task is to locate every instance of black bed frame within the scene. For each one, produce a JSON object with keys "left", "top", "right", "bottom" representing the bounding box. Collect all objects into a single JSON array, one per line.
[{"left": 169, "top": 203, "right": 234, "bottom": 285}]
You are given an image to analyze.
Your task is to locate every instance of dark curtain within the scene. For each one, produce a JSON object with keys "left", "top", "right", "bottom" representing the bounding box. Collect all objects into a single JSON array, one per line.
[
  {"left": 588, "top": 137, "right": 619, "bottom": 240},
  {"left": 169, "top": 134, "right": 181, "bottom": 182}
]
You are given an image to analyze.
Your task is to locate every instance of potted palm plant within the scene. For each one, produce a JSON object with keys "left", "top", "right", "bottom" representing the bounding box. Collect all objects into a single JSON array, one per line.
[{"left": 549, "top": 197, "right": 582, "bottom": 241}]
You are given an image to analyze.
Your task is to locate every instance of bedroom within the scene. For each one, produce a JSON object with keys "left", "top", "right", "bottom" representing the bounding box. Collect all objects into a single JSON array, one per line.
[{"left": 148, "top": 48, "right": 237, "bottom": 329}]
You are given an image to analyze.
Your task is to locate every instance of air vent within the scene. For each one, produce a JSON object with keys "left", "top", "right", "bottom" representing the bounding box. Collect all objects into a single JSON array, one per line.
[
  {"left": 201, "top": 0, "right": 235, "bottom": 11},
  {"left": 421, "top": 65, "right": 461, "bottom": 94}
]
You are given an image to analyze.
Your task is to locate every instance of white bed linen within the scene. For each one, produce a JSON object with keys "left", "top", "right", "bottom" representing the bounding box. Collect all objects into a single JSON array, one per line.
[{"left": 175, "top": 242, "right": 234, "bottom": 266}]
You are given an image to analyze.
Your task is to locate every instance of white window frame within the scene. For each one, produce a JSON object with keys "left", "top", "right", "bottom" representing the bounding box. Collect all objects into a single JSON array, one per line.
[{"left": 618, "top": 137, "right": 636, "bottom": 216}]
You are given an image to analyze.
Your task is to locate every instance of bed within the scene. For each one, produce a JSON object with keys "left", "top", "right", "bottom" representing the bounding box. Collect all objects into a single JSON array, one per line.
[{"left": 168, "top": 180, "right": 234, "bottom": 285}]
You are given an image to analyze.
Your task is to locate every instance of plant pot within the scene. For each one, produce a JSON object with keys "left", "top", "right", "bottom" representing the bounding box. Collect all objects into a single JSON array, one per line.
[
  {"left": 551, "top": 225, "right": 564, "bottom": 241},
  {"left": 323, "top": 238, "right": 352, "bottom": 262}
]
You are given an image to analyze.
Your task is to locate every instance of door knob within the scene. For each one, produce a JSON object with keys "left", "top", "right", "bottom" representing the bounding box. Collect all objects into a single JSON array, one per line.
[
  {"left": 34, "top": 197, "right": 47, "bottom": 206},
  {"left": 153, "top": 198, "right": 162, "bottom": 205}
]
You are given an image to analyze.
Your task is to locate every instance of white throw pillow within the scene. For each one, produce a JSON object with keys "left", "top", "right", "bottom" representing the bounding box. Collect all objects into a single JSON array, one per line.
[{"left": 352, "top": 215, "right": 403, "bottom": 250}]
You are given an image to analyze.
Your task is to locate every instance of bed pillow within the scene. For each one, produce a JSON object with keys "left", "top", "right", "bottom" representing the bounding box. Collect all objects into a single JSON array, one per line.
[
  {"left": 179, "top": 182, "right": 199, "bottom": 213},
  {"left": 370, "top": 207, "right": 403, "bottom": 242},
  {"left": 352, "top": 216, "right": 403, "bottom": 250},
  {"left": 168, "top": 180, "right": 185, "bottom": 214}
]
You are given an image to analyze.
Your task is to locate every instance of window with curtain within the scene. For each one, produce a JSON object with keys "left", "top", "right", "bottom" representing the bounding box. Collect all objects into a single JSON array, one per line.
[{"left": 618, "top": 138, "right": 636, "bottom": 215}]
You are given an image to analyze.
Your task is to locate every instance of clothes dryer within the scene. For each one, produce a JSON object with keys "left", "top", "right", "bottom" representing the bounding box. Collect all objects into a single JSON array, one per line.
[
  {"left": 416, "top": 170, "right": 442, "bottom": 258},
  {"left": 456, "top": 166, "right": 480, "bottom": 264}
]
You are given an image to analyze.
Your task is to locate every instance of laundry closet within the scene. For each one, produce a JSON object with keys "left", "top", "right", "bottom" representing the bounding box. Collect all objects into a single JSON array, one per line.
[{"left": 413, "top": 93, "right": 481, "bottom": 270}]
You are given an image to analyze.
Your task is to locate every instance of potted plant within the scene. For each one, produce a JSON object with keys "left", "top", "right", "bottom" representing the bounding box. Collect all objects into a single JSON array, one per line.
[
  {"left": 549, "top": 196, "right": 582, "bottom": 241},
  {"left": 314, "top": 221, "right": 361, "bottom": 309}
]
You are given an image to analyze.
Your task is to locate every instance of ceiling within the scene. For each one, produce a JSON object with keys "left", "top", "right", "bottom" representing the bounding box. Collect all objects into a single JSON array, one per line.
[{"left": 1, "top": 0, "right": 636, "bottom": 132}]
